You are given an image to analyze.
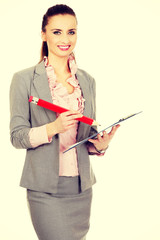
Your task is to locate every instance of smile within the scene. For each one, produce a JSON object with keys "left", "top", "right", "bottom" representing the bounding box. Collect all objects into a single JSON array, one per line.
[{"left": 57, "top": 45, "right": 71, "bottom": 51}]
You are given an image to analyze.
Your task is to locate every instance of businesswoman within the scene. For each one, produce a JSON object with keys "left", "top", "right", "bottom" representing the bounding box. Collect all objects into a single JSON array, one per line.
[{"left": 10, "top": 4, "right": 119, "bottom": 240}]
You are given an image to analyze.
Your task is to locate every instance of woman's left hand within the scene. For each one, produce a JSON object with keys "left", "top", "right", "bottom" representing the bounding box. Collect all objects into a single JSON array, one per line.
[{"left": 88, "top": 124, "right": 120, "bottom": 152}]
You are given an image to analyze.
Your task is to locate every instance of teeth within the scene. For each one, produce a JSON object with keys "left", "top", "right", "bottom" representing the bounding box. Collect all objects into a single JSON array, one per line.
[{"left": 58, "top": 45, "right": 70, "bottom": 49}]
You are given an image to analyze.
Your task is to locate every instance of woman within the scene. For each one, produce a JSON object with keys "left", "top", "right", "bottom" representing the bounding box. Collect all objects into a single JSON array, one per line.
[{"left": 10, "top": 4, "right": 119, "bottom": 240}]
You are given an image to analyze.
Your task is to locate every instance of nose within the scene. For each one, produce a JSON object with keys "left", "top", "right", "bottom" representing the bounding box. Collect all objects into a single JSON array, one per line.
[{"left": 60, "top": 33, "right": 70, "bottom": 43}]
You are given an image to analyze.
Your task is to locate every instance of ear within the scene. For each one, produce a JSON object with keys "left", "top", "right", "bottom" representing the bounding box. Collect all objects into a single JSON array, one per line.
[{"left": 41, "top": 31, "right": 47, "bottom": 42}]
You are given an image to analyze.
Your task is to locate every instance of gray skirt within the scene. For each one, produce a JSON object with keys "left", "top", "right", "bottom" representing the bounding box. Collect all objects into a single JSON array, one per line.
[{"left": 27, "top": 176, "right": 92, "bottom": 240}]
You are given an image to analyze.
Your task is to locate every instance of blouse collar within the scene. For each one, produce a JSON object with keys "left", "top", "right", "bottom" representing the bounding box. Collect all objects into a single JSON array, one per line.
[{"left": 43, "top": 55, "right": 78, "bottom": 76}]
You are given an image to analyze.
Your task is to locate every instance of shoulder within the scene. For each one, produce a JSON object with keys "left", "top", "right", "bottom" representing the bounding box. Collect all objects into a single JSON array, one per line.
[
  {"left": 10, "top": 64, "right": 38, "bottom": 93},
  {"left": 11, "top": 61, "right": 44, "bottom": 86},
  {"left": 77, "top": 68, "right": 94, "bottom": 80},
  {"left": 13, "top": 65, "right": 36, "bottom": 80},
  {"left": 76, "top": 68, "right": 95, "bottom": 85}
]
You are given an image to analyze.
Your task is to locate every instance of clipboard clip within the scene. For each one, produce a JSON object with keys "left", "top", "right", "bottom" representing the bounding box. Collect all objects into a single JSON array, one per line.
[{"left": 119, "top": 111, "right": 143, "bottom": 122}]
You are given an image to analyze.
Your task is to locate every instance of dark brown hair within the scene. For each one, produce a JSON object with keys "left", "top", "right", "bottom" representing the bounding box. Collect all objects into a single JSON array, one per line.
[{"left": 40, "top": 4, "right": 77, "bottom": 62}]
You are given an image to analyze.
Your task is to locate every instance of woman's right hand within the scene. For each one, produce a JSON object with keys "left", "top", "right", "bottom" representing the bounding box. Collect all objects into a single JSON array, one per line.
[{"left": 46, "top": 110, "right": 83, "bottom": 138}]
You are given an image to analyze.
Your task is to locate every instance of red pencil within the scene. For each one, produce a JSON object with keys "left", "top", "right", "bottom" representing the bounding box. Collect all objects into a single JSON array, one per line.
[{"left": 29, "top": 96, "right": 100, "bottom": 126}]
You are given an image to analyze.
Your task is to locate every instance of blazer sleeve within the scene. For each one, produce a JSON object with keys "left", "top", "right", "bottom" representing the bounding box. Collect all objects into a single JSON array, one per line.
[
  {"left": 85, "top": 76, "right": 100, "bottom": 155},
  {"left": 9, "top": 72, "right": 33, "bottom": 149}
]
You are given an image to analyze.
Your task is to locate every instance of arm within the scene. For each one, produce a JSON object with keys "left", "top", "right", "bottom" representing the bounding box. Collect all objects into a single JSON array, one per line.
[
  {"left": 10, "top": 72, "right": 33, "bottom": 149},
  {"left": 10, "top": 73, "right": 82, "bottom": 149},
  {"left": 29, "top": 125, "right": 52, "bottom": 148},
  {"left": 10, "top": 72, "right": 53, "bottom": 149},
  {"left": 85, "top": 76, "right": 120, "bottom": 154},
  {"left": 85, "top": 77, "right": 100, "bottom": 155}
]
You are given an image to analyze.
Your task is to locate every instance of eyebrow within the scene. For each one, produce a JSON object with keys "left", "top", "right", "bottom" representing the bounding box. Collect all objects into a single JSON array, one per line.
[{"left": 50, "top": 28, "right": 77, "bottom": 31}]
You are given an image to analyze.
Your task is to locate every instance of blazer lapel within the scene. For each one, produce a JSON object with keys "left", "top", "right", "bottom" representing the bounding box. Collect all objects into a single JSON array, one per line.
[{"left": 33, "top": 61, "right": 56, "bottom": 122}]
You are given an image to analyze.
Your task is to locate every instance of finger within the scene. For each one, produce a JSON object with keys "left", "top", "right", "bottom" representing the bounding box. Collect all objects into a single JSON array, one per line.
[
  {"left": 67, "top": 110, "right": 82, "bottom": 116},
  {"left": 108, "top": 125, "right": 120, "bottom": 137},
  {"left": 60, "top": 111, "right": 81, "bottom": 120},
  {"left": 63, "top": 119, "right": 78, "bottom": 130},
  {"left": 65, "top": 122, "right": 76, "bottom": 129},
  {"left": 97, "top": 134, "right": 103, "bottom": 142},
  {"left": 89, "top": 132, "right": 106, "bottom": 143},
  {"left": 102, "top": 131, "right": 108, "bottom": 139},
  {"left": 66, "top": 113, "right": 83, "bottom": 122},
  {"left": 88, "top": 138, "right": 99, "bottom": 145},
  {"left": 61, "top": 110, "right": 80, "bottom": 117},
  {"left": 89, "top": 134, "right": 104, "bottom": 144},
  {"left": 88, "top": 138, "right": 96, "bottom": 143},
  {"left": 67, "top": 110, "right": 83, "bottom": 118},
  {"left": 114, "top": 124, "right": 120, "bottom": 129}
]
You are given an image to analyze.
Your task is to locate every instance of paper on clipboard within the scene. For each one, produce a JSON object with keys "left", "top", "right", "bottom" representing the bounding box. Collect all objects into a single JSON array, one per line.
[{"left": 63, "top": 111, "right": 142, "bottom": 153}]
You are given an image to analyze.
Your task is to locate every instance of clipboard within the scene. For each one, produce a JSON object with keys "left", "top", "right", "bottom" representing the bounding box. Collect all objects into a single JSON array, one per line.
[{"left": 63, "top": 111, "right": 142, "bottom": 153}]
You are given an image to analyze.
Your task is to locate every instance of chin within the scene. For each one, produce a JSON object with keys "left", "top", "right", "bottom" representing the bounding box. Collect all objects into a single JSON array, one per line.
[
  {"left": 50, "top": 48, "right": 74, "bottom": 59},
  {"left": 58, "top": 52, "right": 73, "bottom": 58}
]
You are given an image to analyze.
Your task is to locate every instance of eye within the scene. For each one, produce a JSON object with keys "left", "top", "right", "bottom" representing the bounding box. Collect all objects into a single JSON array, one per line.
[
  {"left": 68, "top": 31, "right": 76, "bottom": 35},
  {"left": 53, "top": 31, "right": 61, "bottom": 35}
]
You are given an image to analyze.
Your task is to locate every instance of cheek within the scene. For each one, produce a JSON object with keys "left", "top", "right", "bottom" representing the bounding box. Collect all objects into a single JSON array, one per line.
[
  {"left": 71, "top": 36, "right": 77, "bottom": 45},
  {"left": 49, "top": 38, "right": 58, "bottom": 44},
  {"left": 46, "top": 35, "right": 58, "bottom": 44}
]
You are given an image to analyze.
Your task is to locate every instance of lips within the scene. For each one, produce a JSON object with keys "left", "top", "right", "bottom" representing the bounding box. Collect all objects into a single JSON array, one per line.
[{"left": 57, "top": 45, "right": 71, "bottom": 51}]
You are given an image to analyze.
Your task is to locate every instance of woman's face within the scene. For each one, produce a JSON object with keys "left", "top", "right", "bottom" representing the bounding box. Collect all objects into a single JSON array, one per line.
[{"left": 42, "top": 14, "right": 77, "bottom": 59}]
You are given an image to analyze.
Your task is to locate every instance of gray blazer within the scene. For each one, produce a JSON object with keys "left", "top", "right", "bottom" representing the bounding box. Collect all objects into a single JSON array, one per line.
[{"left": 10, "top": 60, "right": 97, "bottom": 193}]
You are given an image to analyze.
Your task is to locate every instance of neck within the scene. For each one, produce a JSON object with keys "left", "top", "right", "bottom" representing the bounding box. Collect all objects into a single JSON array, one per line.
[{"left": 48, "top": 53, "right": 70, "bottom": 74}]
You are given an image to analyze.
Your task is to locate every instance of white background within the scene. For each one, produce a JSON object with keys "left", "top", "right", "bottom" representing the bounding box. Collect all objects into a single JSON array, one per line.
[{"left": 0, "top": 0, "right": 160, "bottom": 239}]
